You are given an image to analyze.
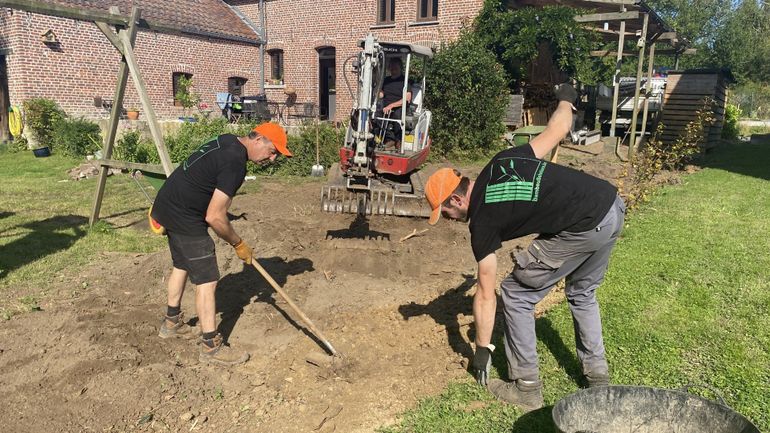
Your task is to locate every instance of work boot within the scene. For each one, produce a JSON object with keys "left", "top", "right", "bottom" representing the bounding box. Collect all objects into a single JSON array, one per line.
[
  {"left": 198, "top": 334, "right": 249, "bottom": 366},
  {"left": 585, "top": 371, "right": 610, "bottom": 388},
  {"left": 158, "top": 313, "right": 193, "bottom": 339},
  {"left": 488, "top": 378, "right": 544, "bottom": 412}
]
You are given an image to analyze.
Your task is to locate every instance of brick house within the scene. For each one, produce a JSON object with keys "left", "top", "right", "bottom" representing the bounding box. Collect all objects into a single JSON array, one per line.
[
  {"left": 228, "top": 0, "right": 484, "bottom": 122},
  {"left": 0, "top": 0, "right": 264, "bottom": 141}
]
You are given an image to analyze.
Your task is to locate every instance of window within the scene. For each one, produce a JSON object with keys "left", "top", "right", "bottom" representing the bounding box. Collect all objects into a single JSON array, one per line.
[
  {"left": 172, "top": 72, "right": 192, "bottom": 106},
  {"left": 377, "top": 0, "right": 395, "bottom": 24},
  {"left": 268, "top": 50, "right": 284, "bottom": 84},
  {"left": 228, "top": 76, "right": 247, "bottom": 97},
  {"left": 417, "top": 0, "right": 438, "bottom": 21}
]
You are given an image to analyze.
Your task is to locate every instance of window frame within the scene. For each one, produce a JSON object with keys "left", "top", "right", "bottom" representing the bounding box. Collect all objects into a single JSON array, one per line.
[
  {"left": 377, "top": 0, "right": 396, "bottom": 25},
  {"left": 172, "top": 72, "right": 193, "bottom": 107},
  {"left": 268, "top": 49, "right": 284, "bottom": 84},
  {"left": 228, "top": 76, "right": 248, "bottom": 97},
  {"left": 416, "top": 0, "right": 438, "bottom": 22}
]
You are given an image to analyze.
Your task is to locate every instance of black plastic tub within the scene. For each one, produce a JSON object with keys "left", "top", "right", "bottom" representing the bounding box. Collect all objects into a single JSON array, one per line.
[
  {"left": 553, "top": 385, "right": 759, "bottom": 433},
  {"left": 32, "top": 146, "right": 51, "bottom": 157}
]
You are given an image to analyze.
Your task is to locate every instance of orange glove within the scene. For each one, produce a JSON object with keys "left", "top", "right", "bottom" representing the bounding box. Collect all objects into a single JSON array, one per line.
[
  {"left": 233, "top": 239, "right": 253, "bottom": 264},
  {"left": 148, "top": 206, "right": 166, "bottom": 235}
]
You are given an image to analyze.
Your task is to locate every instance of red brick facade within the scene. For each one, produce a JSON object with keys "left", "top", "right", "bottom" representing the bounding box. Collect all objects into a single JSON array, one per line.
[
  {"left": 0, "top": 7, "right": 261, "bottom": 120},
  {"left": 228, "top": 0, "right": 484, "bottom": 122}
]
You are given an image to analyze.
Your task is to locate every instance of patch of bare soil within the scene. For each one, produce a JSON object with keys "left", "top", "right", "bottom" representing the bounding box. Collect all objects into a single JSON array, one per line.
[{"left": 0, "top": 141, "right": 677, "bottom": 432}]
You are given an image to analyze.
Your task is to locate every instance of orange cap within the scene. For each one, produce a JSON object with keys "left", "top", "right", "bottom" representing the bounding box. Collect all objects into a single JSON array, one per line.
[
  {"left": 253, "top": 122, "right": 291, "bottom": 157},
  {"left": 425, "top": 168, "right": 462, "bottom": 225}
]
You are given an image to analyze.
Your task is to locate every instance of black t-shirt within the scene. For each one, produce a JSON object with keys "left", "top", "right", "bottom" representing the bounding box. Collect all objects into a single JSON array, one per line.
[
  {"left": 151, "top": 134, "right": 247, "bottom": 236},
  {"left": 381, "top": 75, "right": 411, "bottom": 107},
  {"left": 469, "top": 144, "right": 617, "bottom": 262}
]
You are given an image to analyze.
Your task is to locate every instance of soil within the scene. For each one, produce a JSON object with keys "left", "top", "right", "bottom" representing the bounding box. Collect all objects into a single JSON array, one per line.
[{"left": 0, "top": 141, "right": 681, "bottom": 432}]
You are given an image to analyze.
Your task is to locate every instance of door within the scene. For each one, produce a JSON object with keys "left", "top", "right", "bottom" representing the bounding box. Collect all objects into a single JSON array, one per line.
[
  {"left": 0, "top": 55, "right": 9, "bottom": 142},
  {"left": 318, "top": 47, "right": 336, "bottom": 120}
]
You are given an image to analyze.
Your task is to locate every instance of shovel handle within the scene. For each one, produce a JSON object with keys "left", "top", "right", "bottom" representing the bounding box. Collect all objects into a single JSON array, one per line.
[{"left": 250, "top": 261, "right": 339, "bottom": 356}]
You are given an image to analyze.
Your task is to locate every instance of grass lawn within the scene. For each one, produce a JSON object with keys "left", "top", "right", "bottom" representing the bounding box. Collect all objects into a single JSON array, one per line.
[
  {"left": 380, "top": 141, "right": 770, "bottom": 432},
  {"left": 0, "top": 152, "right": 166, "bottom": 318}
]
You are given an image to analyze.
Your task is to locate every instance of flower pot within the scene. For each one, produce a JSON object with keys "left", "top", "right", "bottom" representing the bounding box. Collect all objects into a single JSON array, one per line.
[
  {"left": 126, "top": 110, "right": 140, "bottom": 120},
  {"left": 32, "top": 146, "right": 51, "bottom": 157}
]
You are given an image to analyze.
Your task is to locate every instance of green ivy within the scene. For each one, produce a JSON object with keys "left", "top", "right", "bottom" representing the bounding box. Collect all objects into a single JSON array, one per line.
[{"left": 475, "top": 1, "right": 612, "bottom": 85}]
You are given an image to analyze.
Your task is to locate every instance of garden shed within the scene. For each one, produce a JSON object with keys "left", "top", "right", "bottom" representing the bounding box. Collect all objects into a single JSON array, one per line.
[{"left": 659, "top": 69, "right": 734, "bottom": 148}]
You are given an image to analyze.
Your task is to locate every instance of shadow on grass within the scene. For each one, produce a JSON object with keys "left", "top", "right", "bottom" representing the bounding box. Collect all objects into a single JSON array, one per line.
[
  {"left": 701, "top": 141, "right": 770, "bottom": 181},
  {"left": 214, "top": 256, "right": 317, "bottom": 345},
  {"left": 0, "top": 215, "right": 87, "bottom": 279},
  {"left": 512, "top": 405, "right": 558, "bottom": 432},
  {"left": 536, "top": 316, "right": 585, "bottom": 386}
]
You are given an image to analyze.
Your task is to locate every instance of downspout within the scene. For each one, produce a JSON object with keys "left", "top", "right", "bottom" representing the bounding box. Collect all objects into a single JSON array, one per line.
[{"left": 227, "top": 1, "right": 267, "bottom": 94}]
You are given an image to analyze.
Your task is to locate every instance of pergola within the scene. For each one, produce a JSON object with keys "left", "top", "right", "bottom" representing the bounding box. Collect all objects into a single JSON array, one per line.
[{"left": 509, "top": 0, "right": 693, "bottom": 159}]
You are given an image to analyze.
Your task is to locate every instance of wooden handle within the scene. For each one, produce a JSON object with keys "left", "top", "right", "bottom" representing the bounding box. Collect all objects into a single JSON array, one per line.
[{"left": 250, "top": 261, "right": 339, "bottom": 356}]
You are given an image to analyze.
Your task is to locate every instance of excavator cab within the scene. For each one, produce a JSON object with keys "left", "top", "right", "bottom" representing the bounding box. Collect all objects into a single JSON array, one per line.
[{"left": 322, "top": 34, "right": 433, "bottom": 217}]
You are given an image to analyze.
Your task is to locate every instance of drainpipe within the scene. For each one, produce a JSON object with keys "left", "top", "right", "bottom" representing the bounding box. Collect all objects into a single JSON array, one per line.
[
  {"left": 227, "top": 1, "right": 267, "bottom": 94},
  {"left": 260, "top": 0, "right": 266, "bottom": 94}
]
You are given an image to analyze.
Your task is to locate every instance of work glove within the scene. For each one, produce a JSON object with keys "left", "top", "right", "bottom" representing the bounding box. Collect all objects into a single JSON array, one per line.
[
  {"left": 233, "top": 239, "right": 253, "bottom": 265},
  {"left": 554, "top": 82, "right": 578, "bottom": 106},
  {"left": 471, "top": 344, "right": 495, "bottom": 387}
]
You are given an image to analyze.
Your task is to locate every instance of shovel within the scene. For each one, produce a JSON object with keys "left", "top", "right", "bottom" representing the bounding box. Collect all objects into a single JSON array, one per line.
[
  {"left": 250, "top": 260, "right": 339, "bottom": 357},
  {"left": 311, "top": 117, "right": 325, "bottom": 177}
]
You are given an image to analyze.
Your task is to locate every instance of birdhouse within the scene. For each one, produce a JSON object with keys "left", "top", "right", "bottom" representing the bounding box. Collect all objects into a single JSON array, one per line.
[{"left": 41, "top": 29, "right": 59, "bottom": 44}]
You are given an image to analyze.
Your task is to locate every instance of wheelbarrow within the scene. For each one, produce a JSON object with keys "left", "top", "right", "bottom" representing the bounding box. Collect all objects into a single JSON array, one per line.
[{"left": 552, "top": 385, "right": 760, "bottom": 433}]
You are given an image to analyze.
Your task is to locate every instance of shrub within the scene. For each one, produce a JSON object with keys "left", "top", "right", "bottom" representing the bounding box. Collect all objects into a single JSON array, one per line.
[
  {"left": 250, "top": 120, "right": 344, "bottom": 176},
  {"left": 721, "top": 103, "right": 742, "bottom": 139},
  {"left": 22, "top": 98, "right": 65, "bottom": 148},
  {"left": 425, "top": 31, "right": 509, "bottom": 158},
  {"left": 52, "top": 117, "right": 102, "bottom": 157},
  {"left": 626, "top": 100, "right": 715, "bottom": 207},
  {"left": 115, "top": 130, "right": 157, "bottom": 164}
]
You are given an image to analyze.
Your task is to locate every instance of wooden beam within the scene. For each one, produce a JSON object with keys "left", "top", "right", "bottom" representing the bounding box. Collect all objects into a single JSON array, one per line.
[
  {"left": 575, "top": 11, "right": 639, "bottom": 23},
  {"left": 94, "top": 21, "right": 124, "bottom": 54},
  {"left": 584, "top": 26, "right": 634, "bottom": 36},
  {"left": 89, "top": 7, "right": 140, "bottom": 227},
  {"left": 628, "top": 12, "right": 649, "bottom": 159},
  {"left": 638, "top": 42, "right": 656, "bottom": 142},
  {"left": 99, "top": 159, "right": 168, "bottom": 175},
  {"left": 655, "top": 32, "right": 678, "bottom": 41},
  {"left": 654, "top": 48, "right": 697, "bottom": 56},
  {"left": 610, "top": 18, "right": 626, "bottom": 142},
  {"left": 581, "top": 0, "right": 639, "bottom": 4},
  {"left": 591, "top": 50, "right": 637, "bottom": 57},
  {"left": 119, "top": 31, "right": 174, "bottom": 176},
  {"left": 0, "top": 0, "right": 128, "bottom": 26}
]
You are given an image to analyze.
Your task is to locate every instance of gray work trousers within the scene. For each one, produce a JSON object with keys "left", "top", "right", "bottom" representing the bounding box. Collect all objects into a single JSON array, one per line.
[{"left": 501, "top": 195, "right": 626, "bottom": 381}]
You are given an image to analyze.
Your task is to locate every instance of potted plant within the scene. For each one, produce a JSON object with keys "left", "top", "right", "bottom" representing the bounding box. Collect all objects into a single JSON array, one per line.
[
  {"left": 197, "top": 102, "right": 212, "bottom": 119},
  {"left": 126, "top": 107, "right": 140, "bottom": 120}
]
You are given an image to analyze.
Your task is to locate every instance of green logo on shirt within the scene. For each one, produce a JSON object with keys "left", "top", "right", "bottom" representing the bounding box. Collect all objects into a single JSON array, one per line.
[
  {"left": 484, "top": 158, "right": 546, "bottom": 203},
  {"left": 183, "top": 136, "right": 220, "bottom": 170}
]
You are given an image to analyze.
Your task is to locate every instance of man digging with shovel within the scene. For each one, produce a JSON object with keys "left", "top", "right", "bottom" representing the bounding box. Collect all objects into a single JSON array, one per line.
[
  {"left": 424, "top": 84, "right": 626, "bottom": 411},
  {"left": 150, "top": 123, "right": 291, "bottom": 366}
]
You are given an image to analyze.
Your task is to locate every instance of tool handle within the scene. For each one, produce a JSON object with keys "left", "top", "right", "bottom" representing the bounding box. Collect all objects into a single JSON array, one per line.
[
  {"left": 250, "top": 261, "right": 339, "bottom": 356},
  {"left": 315, "top": 117, "right": 320, "bottom": 164}
]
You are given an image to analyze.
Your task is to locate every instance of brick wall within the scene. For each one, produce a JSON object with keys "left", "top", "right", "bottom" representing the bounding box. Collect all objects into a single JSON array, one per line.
[
  {"left": 229, "top": 0, "right": 484, "bottom": 122},
  {"left": 0, "top": 8, "right": 261, "bottom": 120}
]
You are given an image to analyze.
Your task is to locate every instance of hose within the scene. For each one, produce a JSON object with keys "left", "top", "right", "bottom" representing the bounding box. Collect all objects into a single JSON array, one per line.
[{"left": 8, "top": 105, "right": 23, "bottom": 138}]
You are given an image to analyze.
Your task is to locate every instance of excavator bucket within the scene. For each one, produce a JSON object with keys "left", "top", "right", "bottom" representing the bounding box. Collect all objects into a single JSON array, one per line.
[{"left": 321, "top": 165, "right": 431, "bottom": 218}]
